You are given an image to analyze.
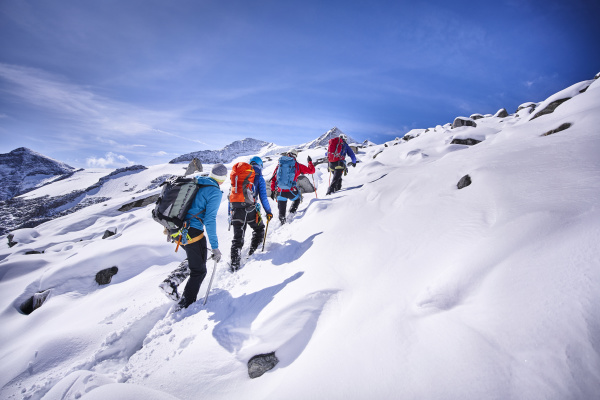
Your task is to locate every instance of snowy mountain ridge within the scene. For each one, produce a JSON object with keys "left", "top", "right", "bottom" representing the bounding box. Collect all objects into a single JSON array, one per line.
[
  {"left": 0, "top": 147, "right": 76, "bottom": 201},
  {"left": 1, "top": 73, "right": 600, "bottom": 400}
]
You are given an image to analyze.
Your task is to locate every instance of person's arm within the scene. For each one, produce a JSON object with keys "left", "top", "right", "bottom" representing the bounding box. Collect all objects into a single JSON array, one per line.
[
  {"left": 345, "top": 143, "right": 357, "bottom": 164},
  {"left": 203, "top": 187, "right": 223, "bottom": 250},
  {"left": 257, "top": 176, "right": 272, "bottom": 214},
  {"left": 298, "top": 160, "right": 315, "bottom": 174}
]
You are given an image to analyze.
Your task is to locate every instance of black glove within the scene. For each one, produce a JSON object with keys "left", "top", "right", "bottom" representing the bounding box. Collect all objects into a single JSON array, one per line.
[
  {"left": 349, "top": 162, "right": 356, "bottom": 167},
  {"left": 307, "top": 155, "right": 312, "bottom": 163},
  {"left": 270, "top": 191, "right": 276, "bottom": 200},
  {"left": 267, "top": 212, "right": 273, "bottom": 221}
]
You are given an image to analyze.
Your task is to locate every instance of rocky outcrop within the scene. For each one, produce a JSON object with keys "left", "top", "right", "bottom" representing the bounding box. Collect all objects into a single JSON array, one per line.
[
  {"left": 184, "top": 158, "right": 203, "bottom": 175},
  {"left": 494, "top": 108, "right": 509, "bottom": 118},
  {"left": 470, "top": 114, "right": 484, "bottom": 120},
  {"left": 20, "top": 289, "right": 51, "bottom": 315},
  {"left": 542, "top": 123, "right": 572, "bottom": 137},
  {"left": 451, "top": 138, "right": 481, "bottom": 146},
  {"left": 530, "top": 98, "right": 571, "bottom": 120},
  {"left": 248, "top": 352, "right": 279, "bottom": 378},
  {"left": 452, "top": 118, "right": 477, "bottom": 129},
  {"left": 118, "top": 194, "right": 160, "bottom": 212}
]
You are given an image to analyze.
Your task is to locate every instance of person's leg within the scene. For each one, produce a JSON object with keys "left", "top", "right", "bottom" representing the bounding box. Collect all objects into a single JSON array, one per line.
[
  {"left": 278, "top": 199, "right": 287, "bottom": 224},
  {"left": 247, "top": 210, "right": 264, "bottom": 255},
  {"left": 230, "top": 207, "right": 247, "bottom": 269},
  {"left": 180, "top": 229, "right": 207, "bottom": 307}
]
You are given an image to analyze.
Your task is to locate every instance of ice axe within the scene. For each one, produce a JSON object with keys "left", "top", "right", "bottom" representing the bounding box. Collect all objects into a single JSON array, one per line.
[
  {"left": 203, "top": 258, "right": 218, "bottom": 305},
  {"left": 262, "top": 217, "right": 271, "bottom": 252}
]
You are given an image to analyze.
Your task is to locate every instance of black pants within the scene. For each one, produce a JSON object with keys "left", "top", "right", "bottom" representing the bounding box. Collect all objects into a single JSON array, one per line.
[
  {"left": 327, "top": 161, "right": 345, "bottom": 194},
  {"left": 231, "top": 205, "right": 264, "bottom": 265},
  {"left": 181, "top": 227, "right": 207, "bottom": 307},
  {"left": 276, "top": 188, "right": 300, "bottom": 221}
]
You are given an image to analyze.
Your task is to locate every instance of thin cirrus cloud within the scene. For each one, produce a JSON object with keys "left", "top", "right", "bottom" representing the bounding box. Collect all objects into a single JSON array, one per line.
[{"left": 0, "top": 63, "right": 179, "bottom": 137}]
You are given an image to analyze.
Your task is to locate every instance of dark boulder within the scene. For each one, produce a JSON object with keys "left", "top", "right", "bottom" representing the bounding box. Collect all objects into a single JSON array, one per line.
[
  {"left": 102, "top": 229, "right": 117, "bottom": 239},
  {"left": 457, "top": 175, "right": 472, "bottom": 189},
  {"left": 248, "top": 352, "right": 279, "bottom": 379},
  {"left": 20, "top": 289, "right": 51, "bottom": 315},
  {"left": 118, "top": 194, "right": 160, "bottom": 212},
  {"left": 542, "top": 123, "right": 572, "bottom": 137},
  {"left": 531, "top": 98, "right": 570, "bottom": 120},
  {"left": 469, "top": 114, "right": 484, "bottom": 120},
  {"left": 451, "top": 138, "right": 481, "bottom": 146},
  {"left": 95, "top": 266, "right": 119, "bottom": 285},
  {"left": 452, "top": 118, "right": 477, "bottom": 129},
  {"left": 7, "top": 233, "right": 17, "bottom": 248},
  {"left": 494, "top": 108, "right": 509, "bottom": 118}
]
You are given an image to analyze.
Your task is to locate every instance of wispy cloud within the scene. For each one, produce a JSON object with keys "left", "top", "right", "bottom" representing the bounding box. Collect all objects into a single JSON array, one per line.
[
  {"left": 0, "top": 63, "right": 183, "bottom": 138},
  {"left": 86, "top": 152, "right": 135, "bottom": 168}
]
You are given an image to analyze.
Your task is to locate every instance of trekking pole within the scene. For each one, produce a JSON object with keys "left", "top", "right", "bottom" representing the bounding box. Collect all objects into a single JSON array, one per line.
[
  {"left": 262, "top": 218, "right": 270, "bottom": 252},
  {"left": 312, "top": 174, "right": 318, "bottom": 198},
  {"left": 203, "top": 259, "right": 218, "bottom": 305}
]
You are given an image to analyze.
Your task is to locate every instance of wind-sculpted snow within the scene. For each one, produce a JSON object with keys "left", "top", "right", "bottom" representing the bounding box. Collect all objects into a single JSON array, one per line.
[{"left": 1, "top": 75, "right": 600, "bottom": 400}]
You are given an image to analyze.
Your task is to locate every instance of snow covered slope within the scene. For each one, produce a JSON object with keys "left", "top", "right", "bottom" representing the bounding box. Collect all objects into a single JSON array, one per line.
[{"left": 1, "top": 76, "right": 599, "bottom": 400}]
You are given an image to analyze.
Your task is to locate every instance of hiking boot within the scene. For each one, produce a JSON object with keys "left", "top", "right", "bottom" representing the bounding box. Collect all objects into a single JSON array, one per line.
[
  {"left": 248, "top": 247, "right": 257, "bottom": 256},
  {"left": 279, "top": 217, "right": 286, "bottom": 225}
]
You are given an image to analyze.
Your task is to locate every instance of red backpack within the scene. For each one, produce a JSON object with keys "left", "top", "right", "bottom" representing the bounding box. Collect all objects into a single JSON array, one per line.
[
  {"left": 327, "top": 137, "right": 344, "bottom": 162},
  {"left": 229, "top": 162, "right": 256, "bottom": 204}
]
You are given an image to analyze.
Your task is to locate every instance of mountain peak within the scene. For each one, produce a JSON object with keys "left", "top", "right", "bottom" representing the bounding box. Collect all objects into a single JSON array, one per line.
[{"left": 169, "top": 138, "right": 272, "bottom": 164}]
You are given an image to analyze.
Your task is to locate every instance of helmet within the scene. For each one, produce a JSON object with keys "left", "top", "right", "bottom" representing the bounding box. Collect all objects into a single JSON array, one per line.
[
  {"left": 338, "top": 134, "right": 347, "bottom": 141},
  {"left": 288, "top": 149, "right": 299, "bottom": 158},
  {"left": 249, "top": 156, "right": 263, "bottom": 169}
]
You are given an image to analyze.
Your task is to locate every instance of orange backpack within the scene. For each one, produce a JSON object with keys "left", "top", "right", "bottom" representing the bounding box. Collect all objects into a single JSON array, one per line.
[{"left": 229, "top": 162, "right": 256, "bottom": 204}]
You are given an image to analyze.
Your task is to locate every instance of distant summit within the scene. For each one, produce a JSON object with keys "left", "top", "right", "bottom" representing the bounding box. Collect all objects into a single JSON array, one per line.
[
  {"left": 300, "top": 127, "right": 359, "bottom": 149},
  {"left": 0, "top": 147, "right": 76, "bottom": 201},
  {"left": 169, "top": 138, "right": 273, "bottom": 164}
]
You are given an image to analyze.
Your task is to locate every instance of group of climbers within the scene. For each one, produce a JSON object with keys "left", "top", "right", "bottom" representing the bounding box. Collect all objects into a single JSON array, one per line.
[{"left": 158, "top": 134, "right": 357, "bottom": 309}]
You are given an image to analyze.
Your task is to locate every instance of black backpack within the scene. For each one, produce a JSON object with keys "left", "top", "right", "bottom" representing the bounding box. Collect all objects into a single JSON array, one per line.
[{"left": 152, "top": 176, "right": 201, "bottom": 232}]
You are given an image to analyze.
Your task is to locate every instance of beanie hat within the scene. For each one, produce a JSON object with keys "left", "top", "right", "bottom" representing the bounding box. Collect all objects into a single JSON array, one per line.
[{"left": 209, "top": 163, "right": 228, "bottom": 184}]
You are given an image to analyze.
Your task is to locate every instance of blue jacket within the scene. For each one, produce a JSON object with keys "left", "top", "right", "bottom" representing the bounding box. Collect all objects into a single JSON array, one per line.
[
  {"left": 252, "top": 165, "right": 272, "bottom": 214},
  {"left": 186, "top": 176, "right": 223, "bottom": 249},
  {"left": 326, "top": 140, "right": 357, "bottom": 164}
]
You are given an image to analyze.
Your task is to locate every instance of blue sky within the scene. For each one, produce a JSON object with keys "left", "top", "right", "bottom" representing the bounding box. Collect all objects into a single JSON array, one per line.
[{"left": 1, "top": 0, "right": 598, "bottom": 168}]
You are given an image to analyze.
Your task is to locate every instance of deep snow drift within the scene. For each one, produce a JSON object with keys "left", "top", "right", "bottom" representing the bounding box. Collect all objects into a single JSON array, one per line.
[{"left": 1, "top": 76, "right": 600, "bottom": 400}]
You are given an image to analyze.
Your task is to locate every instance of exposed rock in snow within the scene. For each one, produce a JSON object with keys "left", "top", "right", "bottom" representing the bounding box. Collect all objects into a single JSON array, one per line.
[
  {"left": 19, "top": 289, "right": 51, "bottom": 315},
  {"left": 531, "top": 98, "right": 571, "bottom": 120},
  {"left": 542, "top": 122, "right": 572, "bottom": 137},
  {"left": 102, "top": 229, "right": 116, "bottom": 239},
  {"left": 451, "top": 138, "right": 482, "bottom": 146},
  {"left": 470, "top": 113, "right": 485, "bottom": 120},
  {"left": 452, "top": 117, "right": 477, "bottom": 129},
  {"left": 457, "top": 174, "right": 472, "bottom": 189},
  {"left": 248, "top": 352, "right": 279, "bottom": 378},
  {"left": 494, "top": 108, "right": 509, "bottom": 118},
  {"left": 95, "top": 266, "right": 119, "bottom": 285}
]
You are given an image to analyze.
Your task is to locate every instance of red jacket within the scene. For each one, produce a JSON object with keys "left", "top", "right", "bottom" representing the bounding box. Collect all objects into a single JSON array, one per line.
[{"left": 271, "top": 160, "right": 315, "bottom": 192}]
